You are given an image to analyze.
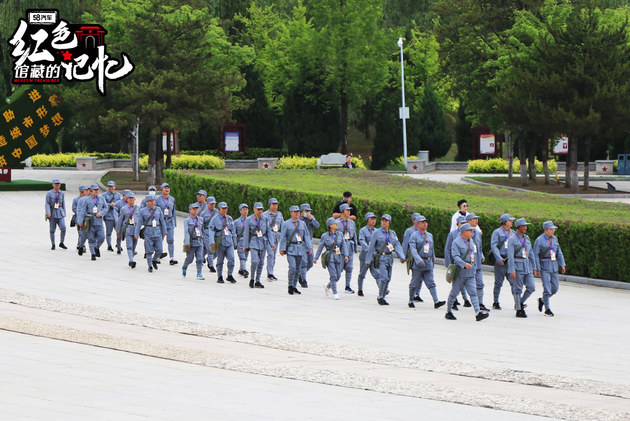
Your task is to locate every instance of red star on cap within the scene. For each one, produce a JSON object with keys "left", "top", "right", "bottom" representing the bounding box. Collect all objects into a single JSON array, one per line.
[{"left": 62, "top": 50, "right": 72, "bottom": 61}]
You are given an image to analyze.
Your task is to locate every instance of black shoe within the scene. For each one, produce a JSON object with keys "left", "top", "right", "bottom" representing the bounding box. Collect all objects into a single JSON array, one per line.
[
  {"left": 516, "top": 309, "right": 527, "bottom": 318},
  {"left": 454, "top": 299, "right": 461, "bottom": 306},
  {"left": 381, "top": 298, "right": 389, "bottom": 305},
  {"left": 445, "top": 312, "right": 457, "bottom": 320},
  {"left": 51, "top": 244, "right": 55, "bottom": 250},
  {"left": 377, "top": 298, "right": 384, "bottom": 305},
  {"left": 254, "top": 281, "right": 264, "bottom": 288},
  {"left": 408, "top": 302, "right": 415, "bottom": 308},
  {"left": 117, "top": 249, "right": 121, "bottom": 255},
  {"left": 413, "top": 295, "right": 423, "bottom": 302},
  {"left": 209, "top": 266, "right": 216, "bottom": 273},
  {"left": 249, "top": 279, "right": 255, "bottom": 288},
  {"left": 538, "top": 297, "right": 544, "bottom": 312},
  {"left": 545, "top": 309, "right": 554, "bottom": 317},
  {"left": 452, "top": 303, "right": 459, "bottom": 311},
  {"left": 170, "top": 260, "right": 178, "bottom": 266},
  {"left": 91, "top": 254, "right": 96, "bottom": 261},
  {"left": 148, "top": 266, "right": 153, "bottom": 273},
  {"left": 243, "top": 270, "right": 249, "bottom": 277},
  {"left": 152, "top": 261, "right": 159, "bottom": 270},
  {"left": 476, "top": 312, "right": 489, "bottom": 321},
  {"left": 155, "top": 259, "right": 161, "bottom": 264},
  {"left": 239, "top": 270, "right": 245, "bottom": 277},
  {"left": 129, "top": 262, "right": 136, "bottom": 269},
  {"left": 299, "top": 279, "right": 308, "bottom": 288},
  {"left": 293, "top": 286, "right": 301, "bottom": 295},
  {"left": 160, "top": 252, "right": 168, "bottom": 259},
  {"left": 107, "top": 246, "right": 114, "bottom": 252},
  {"left": 288, "top": 286, "right": 294, "bottom": 295},
  {"left": 492, "top": 302, "right": 502, "bottom": 310},
  {"left": 59, "top": 243, "right": 67, "bottom": 249},
  {"left": 78, "top": 247, "right": 83, "bottom": 256},
  {"left": 95, "top": 248, "right": 100, "bottom": 257},
  {"left": 434, "top": 301, "right": 446, "bottom": 309},
  {"left": 358, "top": 290, "right": 364, "bottom": 296},
  {"left": 268, "top": 274, "right": 278, "bottom": 281},
  {"left": 226, "top": 275, "right": 237, "bottom": 284},
  {"left": 479, "top": 304, "right": 490, "bottom": 312},
  {"left": 217, "top": 276, "right": 224, "bottom": 284},
  {"left": 463, "top": 299, "right": 472, "bottom": 307}
]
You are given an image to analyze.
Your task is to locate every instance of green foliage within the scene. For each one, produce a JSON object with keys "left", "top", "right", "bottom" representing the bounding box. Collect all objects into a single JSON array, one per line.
[
  {"left": 31, "top": 152, "right": 138, "bottom": 167},
  {"left": 276, "top": 156, "right": 320, "bottom": 169},
  {"left": 467, "top": 158, "right": 557, "bottom": 173},
  {"left": 179, "top": 148, "right": 288, "bottom": 159},
  {"left": 139, "top": 155, "right": 225, "bottom": 170},
  {"left": 455, "top": 101, "right": 473, "bottom": 160},
  {"left": 417, "top": 84, "right": 452, "bottom": 158},
  {"left": 165, "top": 169, "right": 630, "bottom": 281}
]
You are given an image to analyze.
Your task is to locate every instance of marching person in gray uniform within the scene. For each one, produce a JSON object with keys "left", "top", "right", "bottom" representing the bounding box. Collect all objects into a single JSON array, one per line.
[
  {"left": 298, "top": 203, "right": 319, "bottom": 288},
  {"left": 365, "top": 214, "right": 405, "bottom": 306},
  {"left": 182, "top": 203, "right": 205, "bottom": 280},
  {"left": 490, "top": 213, "right": 515, "bottom": 310},
  {"left": 279, "top": 205, "right": 313, "bottom": 295},
  {"left": 336, "top": 203, "right": 358, "bottom": 293},
  {"left": 156, "top": 182, "right": 177, "bottom": 265},
  {"left": 243, "top": 202, "right": 270, "bottom": 289},
  {"left": 507, "top": 218, "right": 537, "bottom": 318},
  {"left": 407, "top": 215, "right": 445, "bottom": 309},
  {"left": 533, "top": 221, "right": 566, "bottom": 317},
  {"left": 444, "top": 215, "right": 472, "bottom": 310},
  {"left": 314, "top": 217, "right": 349, "bottom": 300},
  {"left": 45, "top": 178, "right": 67, "bottom": 250},
  {"left": 357, "top": 212, "right": 378, "bottom": 297},
  {"left": 115, "top": 191, "right": 139, "bottom": 268},
  {"left": 445, "top": 223, "right": 489, "bottom": 321},
  {"left": 402, "top": 213, "right": 423, "bottom": 302},
  {"left": 235, "top": 203, "right": 250, "bottom": 278},
  {"left": 209, "top": 202, "right": 237, "bottom": 284},
  {"left": 140, "top": 185, "right": 157, "bottom": 208},
  {"left": 263, "top": 198, "right": 283, "bottom": 281},
  {"left": 196, "top": 190, "right": 211, "bottom": 264},
  {"left": 134, "top": 195, "right": 166, "bottom": 272},
  {"left": 77, "top": 184, "right": 109, "bottom": 261},
  {"left": 102, "top": 181, "right": 122, "bottom": 252},
  {"left": 467, "top": 213, "right": 489, "bottom": 312},
  {"left": 113, "top": 190, "right": 131, "bottom": 254},
  {"left": 72, "top": 185, "right": 89, "bottom": 255},
  {"left": 205, "top": 196, "right": 219, "bottom": 272}
]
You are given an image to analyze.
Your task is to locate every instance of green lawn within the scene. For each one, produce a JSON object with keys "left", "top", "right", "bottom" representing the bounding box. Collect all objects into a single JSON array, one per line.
[{"left": 190, "top": 169, "right": 630, "bottom": 224}]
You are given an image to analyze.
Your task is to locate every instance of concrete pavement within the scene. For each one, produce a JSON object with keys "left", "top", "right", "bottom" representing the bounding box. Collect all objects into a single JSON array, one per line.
[{"left": 1, "top": 169, "right": 629, "bottom": 420}]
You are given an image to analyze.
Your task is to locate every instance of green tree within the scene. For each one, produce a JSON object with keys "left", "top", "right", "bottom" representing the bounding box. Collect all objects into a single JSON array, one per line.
[
  {"left": 91, "top": 0, "right": 253, "bottom": 185},
  {"left": 454, "top": 101, "right": 473, "bottom": 160},
  {"left": 416, "top": 84, "right": 452, "bottom": 158}
]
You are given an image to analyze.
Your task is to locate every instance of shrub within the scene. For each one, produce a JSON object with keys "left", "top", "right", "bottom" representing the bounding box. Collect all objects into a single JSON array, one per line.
[
  {"left": 467, "top": 158, "right": 558, "bottom": 173},
  {"left": 139, "top": 155, "right": 225, "bottom": 170},
  {"left": 180, "top": 148, "right": 288, "bottom": 159},
  {"left": 276, "top": 156, "right": 319, "bottom": 169}
]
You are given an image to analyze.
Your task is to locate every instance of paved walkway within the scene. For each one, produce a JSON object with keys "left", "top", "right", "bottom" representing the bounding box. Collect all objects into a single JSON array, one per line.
[{"left": 1, "top": 169, "right": 629, "bottom": 420}]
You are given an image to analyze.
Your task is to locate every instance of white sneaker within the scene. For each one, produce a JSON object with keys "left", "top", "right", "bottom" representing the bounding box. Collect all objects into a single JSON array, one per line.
[
  {"left": 333, "top": 294, "right": 339, "bottom": 300},
  {"left": 197, "top": 274, "right": 205, "bottom": 280},
  {"left": 324, "top": 284, "right": 330, "bottom": 296}
]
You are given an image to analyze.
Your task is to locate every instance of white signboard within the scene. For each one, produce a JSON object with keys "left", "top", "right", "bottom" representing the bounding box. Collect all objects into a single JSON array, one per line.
[
  {"left": 480, "top": 134, "right": 496, "bottom": 155},
  {"left": 225, "top": 132, "right": 240, "bottom": 152},
  {"left": 552, "top": 136, "right": 569, "bottom": 155}
]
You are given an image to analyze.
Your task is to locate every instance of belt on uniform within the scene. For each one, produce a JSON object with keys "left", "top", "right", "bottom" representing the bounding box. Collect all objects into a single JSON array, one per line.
[
  {"left": 290, "top": 241, "right": 303, "bottom": 244},
  {"left": 381, "top": 252, "right": 392, "bottom": 255},
  {"left": 514, "top": 256, "right": 526, "bottom": 259},
  {"left": 165, "top": 217, "right": 173, "bottom": 220}
]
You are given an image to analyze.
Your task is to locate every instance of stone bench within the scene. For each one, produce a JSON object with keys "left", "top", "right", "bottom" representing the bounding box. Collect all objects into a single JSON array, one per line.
[{"left": 317, "top": 152, "right": 346, "bottom": 169}]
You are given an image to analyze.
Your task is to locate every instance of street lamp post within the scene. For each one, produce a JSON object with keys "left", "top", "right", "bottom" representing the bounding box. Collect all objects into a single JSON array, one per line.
[{"left": 397, "top": 37, "right": 409, "bottom": 169}]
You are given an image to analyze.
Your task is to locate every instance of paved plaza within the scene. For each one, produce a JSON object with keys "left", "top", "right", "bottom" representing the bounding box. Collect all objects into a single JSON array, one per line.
[{"left": 1, "top": 169, "right": 629, "bottom": 420}]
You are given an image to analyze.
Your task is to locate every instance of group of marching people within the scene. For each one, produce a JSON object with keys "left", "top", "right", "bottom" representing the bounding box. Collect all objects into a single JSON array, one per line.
[{"left": 46, "top": 181, "right": 566, "bottom": 320}]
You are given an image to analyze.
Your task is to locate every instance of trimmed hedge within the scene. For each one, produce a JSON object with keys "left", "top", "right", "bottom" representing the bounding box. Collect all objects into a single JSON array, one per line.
[
  {"left": 180, "top": 148, "right": 287, "bottom": 159},
  {"left": 31, "top": 152, "right": 139, "bottom": 167},
  {"left": 468, "top": 158, "right": 558, "bottom": 173},
  {"left": 164, "top": 169, "right": 630, "bottom": 282},
  {"left": 276, "top": 155, "right": 367, "bottom": 169},
  {"left": 139, "top": 155, "right": 225, "bottom": 170}
]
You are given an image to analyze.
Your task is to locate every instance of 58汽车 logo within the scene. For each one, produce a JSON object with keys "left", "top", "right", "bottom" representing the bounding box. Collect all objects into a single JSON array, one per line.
[{"left": 7, "top": 9, "right": 134, "bottom": 96}]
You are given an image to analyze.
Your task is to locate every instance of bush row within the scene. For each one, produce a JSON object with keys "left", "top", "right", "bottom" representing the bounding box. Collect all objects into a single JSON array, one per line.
[
  {"left": 276, "top": 155, "right": 367, "bottom": 169},
  {"left": 179, "top": 148, "right": 287, "bottom": 159},
  {"left": 139, "top": 155, "right": 225, "bottom": 170},
  {"left": 31, "top": 152, "right": 140, "bottom": 167},
  {"left": 467, "top": 158, "right": 558, "bottom": 173},
  {"left": 164, "top": 169, "right": 630, "bottom": 282}
]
